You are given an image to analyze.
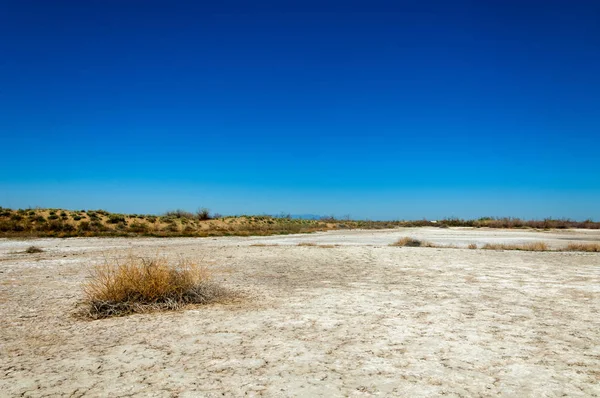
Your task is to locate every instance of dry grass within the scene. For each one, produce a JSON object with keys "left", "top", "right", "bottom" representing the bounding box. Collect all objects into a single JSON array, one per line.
[
  {"left": 482, "top": 242, "right": 549, "bottom": 251},
  {"left": 250, "top": 243, "right": 280, "bottom": 247},
  {"left": 296, "top": 242, "right": 338, "bottom": 248},
  {"left": 388, "top": 240, "right": 599, "bottom": 252},
  {"left": 390, "top": 237, "right": 434, "bottom": 247},
  {"left": 564, "top": 243, "right": 600, "bottom": 252},
  {"left": 81, "top": 255, "right": 229, "bottom": 319},
  {"left": 24, "top": 245, "right": 44, "bottom": 253}
]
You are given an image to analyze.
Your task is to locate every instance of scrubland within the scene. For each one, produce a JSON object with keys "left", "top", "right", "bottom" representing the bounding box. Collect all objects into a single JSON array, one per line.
[{"left": 1, "top": 207, "right": 599, "bottom": 238}]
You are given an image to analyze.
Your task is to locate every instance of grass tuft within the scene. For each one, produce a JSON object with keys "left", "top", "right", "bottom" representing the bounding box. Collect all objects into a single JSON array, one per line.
[
  {"left": 81, "top": 255, "right": 230, "bottom": 319},
  {"left": 468, "top": 243, "right": 478, "bottom": 249}
]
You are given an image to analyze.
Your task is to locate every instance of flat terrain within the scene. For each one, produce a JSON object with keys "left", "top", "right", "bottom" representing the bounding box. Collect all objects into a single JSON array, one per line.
[{"left": 1, "top": 228, "right": 599, "bottom": 397}]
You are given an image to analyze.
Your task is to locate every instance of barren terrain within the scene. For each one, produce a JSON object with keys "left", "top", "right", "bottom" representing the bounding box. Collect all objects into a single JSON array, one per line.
[{"left": 1, "top": 228, "right": 599, "bottom": 397}]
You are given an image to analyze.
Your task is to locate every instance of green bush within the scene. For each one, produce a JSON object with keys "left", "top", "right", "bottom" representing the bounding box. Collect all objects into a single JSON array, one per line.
[
  {"left": 107, "top": 214, "right": 126, "bottom": 224},
  {"left": 128, "top": 221, "right": 149, "bottom": 233}
]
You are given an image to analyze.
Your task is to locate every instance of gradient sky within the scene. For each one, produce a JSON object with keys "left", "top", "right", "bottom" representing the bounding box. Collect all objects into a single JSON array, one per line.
[{"left": 1, "top": 1, "right": 599, "bottom": 220}]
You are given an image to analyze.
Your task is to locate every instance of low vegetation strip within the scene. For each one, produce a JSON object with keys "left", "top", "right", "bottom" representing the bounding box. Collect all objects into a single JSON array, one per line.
[
  {"left": 297, "top": 242, "right": 338, "bottom": 248},
  {"left": 390, "top": 238, "right": 599, "bottom": 252},
  {"left": 390, "top": 237, "right": 457, "bottom": 248},
  {"left": 1, "top": 207, "right": 599, "bottom": 238},
  {"left": 0, "top": 207, "right": 333, "bottom": 238},
  {"left": 482, "top": 242, "right": 549, "bottom": 251},
  {"left": 80, "top": 255, "right": 232, "bottom": 319},
  {"left": 564, "top": 243, "right": 600, "bottom": 252}
]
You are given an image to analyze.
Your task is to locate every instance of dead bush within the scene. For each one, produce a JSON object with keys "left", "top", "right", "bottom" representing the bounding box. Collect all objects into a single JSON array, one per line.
[
  {"left": 25, "top": 245, "right": 44, "bottom": 253},
  {"left": 390, "top": 237, "right": 432, "bottom": 247},
  {"left": 81, "top": 255, "right": 230, "bottom": 319}
]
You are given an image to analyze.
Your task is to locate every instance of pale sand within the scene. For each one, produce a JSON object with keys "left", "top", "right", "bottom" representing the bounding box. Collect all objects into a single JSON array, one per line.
[{"left": 1, "top": 228, "right": 599, "bottom": 397}]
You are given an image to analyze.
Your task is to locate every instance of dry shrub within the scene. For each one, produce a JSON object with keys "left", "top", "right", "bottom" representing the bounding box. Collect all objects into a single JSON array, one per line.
[
  {"left": 482, "top": 242, "right": 549, "bottom": 251},
  {"left": 293, "top": 242, "right": 337, "bottom": 248},
  {"left": 25, "top": 245, "right": 44, "bottom": 253},
  {"left": 250, "top": 243, "right": 279, "bottom": 247},
  {"left": 164, "top": 209, "right": 195, "bottom": 219},
  {"left": 390, "top": 237, "right": 433, "bottom": 247},
  {"left": 468, "top": 243, "right": 478, "bottom": 249},
  {"left": 564, "top": 243, "right": 600, "bottom": 252},
  {"left": 82, "top": 255, "right": 229, "bottom": 319}
]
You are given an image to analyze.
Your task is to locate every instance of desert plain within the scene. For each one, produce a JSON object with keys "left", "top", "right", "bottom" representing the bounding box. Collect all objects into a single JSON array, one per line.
[{"left": 1, "top": 227, "right": 599, "bottom": 397}]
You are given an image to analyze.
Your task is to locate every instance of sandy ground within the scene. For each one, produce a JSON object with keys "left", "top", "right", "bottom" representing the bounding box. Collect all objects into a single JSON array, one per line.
[{"left": 1, "top": 228, "right": 599, "bottom": 397}]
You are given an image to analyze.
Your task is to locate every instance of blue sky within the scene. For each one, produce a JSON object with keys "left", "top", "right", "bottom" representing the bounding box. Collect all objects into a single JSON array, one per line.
[{"left": 1, "top": 1, "right": 599, "bottom": 219}]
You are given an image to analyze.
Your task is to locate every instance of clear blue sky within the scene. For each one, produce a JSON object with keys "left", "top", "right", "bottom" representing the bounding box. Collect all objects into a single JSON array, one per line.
[{"left": 1, "top": 1, "right": 599, "bottom": 220}]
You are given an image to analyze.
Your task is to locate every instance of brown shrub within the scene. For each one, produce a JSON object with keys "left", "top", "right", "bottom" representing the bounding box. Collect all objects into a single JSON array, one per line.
[
  {"left": 468, "top": 243, "right": 478, "bottom": 249},
  {"left": 81, "top": 255, "right": 229, "bottom": 319},
  {"left": 390, "top": 237, "right": 433, "bottom": 247},
  {"left": 25, "top": 245, "right": 44, "bottom": 253}
]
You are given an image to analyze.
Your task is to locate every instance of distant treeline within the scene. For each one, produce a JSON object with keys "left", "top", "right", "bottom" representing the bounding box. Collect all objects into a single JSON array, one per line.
[{"left": 0, "top": 207, "right": 598, "bottom": 238}]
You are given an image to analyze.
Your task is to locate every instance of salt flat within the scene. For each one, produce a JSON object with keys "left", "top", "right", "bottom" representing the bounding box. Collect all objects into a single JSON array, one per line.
[{"left": 1, "top": 228, "right": 599, "bottom": 397}]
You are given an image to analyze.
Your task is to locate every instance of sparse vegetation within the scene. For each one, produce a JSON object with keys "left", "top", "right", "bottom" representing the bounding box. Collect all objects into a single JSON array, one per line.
[
  {"left": 107, "top": 214, "right": 126, "bottom": 224},
  {"left": 197, "top": 208, "right": 211, "bottom": 221},
  {"left": 1, "top": 207, "right": 599, "bottom": 239},
  {"left": 128, "top": 221, "right": 149, "bottom": 233},
  {"left": 564, "top": 243, "right": 600, "bottom": 252},
  {"left": 81, "top": 255, "right": 230, "bottom": 319},
  {"left": 390, "top": 237, "right": 433, "bottom": 247},
  {"left": 482, "top": 242, "right": 549, "bottom": 251},
  {"left": 296, "top": 242, "right": 338, "bottom": 248},
  {"left": 164, "top": 209, "right": 195, "bottom": 219},
  {"left": 387, "top": 239, "right": 587, "bottom": 252},
  {"left": 25, "top": 245, "right": 44, "bottom": 253}
]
